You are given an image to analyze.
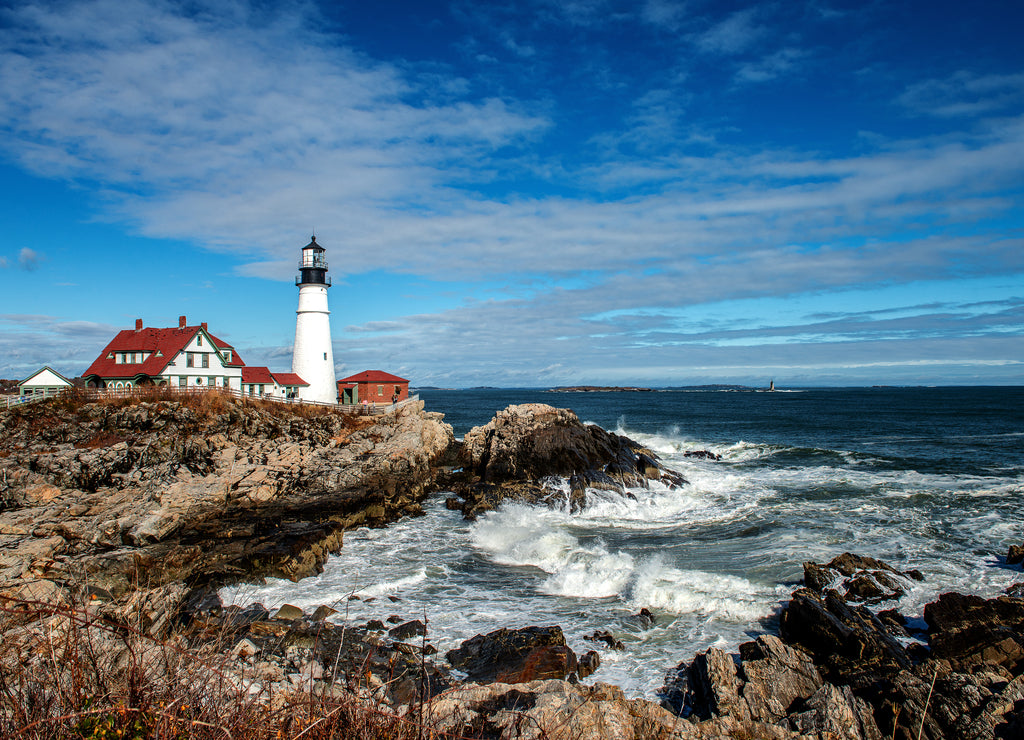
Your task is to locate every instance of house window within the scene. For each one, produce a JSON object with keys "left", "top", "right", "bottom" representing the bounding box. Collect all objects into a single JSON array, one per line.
[
  {"left": 259, "top": 385, "right": 265, "bottom": 395},
  {"left": 196, "top": 377, "right": 203, "bottom": 385},
  {"left": 394, "top": 385, "right": 401, "bottom": 396},
  {"left": 179, "top": 377, "right": 186, "bottom": 387},
  {"left": 223, "top": 350, "right": 231, "bottom": 362},
  {"left": 201, "top": 354, "right": 209, "bottom": 368},
  {"left": 377, "top": 385, "right": 384, "bottom": 396},
  {"left": 208, "top": 377, "right": 215, "bottom": 386},
  {"left": 186, "top": 353, "right": 195, "bottom": 367},
  {"left": 197, "top": 334, "right": 203, "bottom": 346}
]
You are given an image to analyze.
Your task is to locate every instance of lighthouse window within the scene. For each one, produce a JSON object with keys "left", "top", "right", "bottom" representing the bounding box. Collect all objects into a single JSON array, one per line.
[{"left": 323, "top": 352, "right": 327, "bottom": 360}]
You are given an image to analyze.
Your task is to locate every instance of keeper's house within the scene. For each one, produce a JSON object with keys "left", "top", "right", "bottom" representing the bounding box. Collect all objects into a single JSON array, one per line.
[
  {"left": 338, "top": 370, "right": 410, "bottom": 405},
  {"left": 83, "top": 316, "right": 307, "bottom": 400}
]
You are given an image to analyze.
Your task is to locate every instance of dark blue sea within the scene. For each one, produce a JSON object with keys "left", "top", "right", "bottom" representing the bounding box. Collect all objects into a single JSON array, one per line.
[{"left": 223, "top": 386, "right": 1024, "bottom": 696}]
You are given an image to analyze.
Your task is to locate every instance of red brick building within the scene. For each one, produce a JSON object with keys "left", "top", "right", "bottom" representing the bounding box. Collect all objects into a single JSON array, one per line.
[{"left": 337, "top": 370, "right": 409, "bottom": 406}]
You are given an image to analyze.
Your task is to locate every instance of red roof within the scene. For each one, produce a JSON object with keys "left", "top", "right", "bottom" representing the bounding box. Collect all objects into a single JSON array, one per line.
[
  {"left": 83, "top": 325, "right": 245, "bottom": 380},
  {"left": 338, "top": 370, "right": 409, "bottom": 384},
  {"left": 271, "top": 372, "right": 308, "bottom": 386},
  {"left": 241, "top": 366, "right": 274, "bottom": 384}
]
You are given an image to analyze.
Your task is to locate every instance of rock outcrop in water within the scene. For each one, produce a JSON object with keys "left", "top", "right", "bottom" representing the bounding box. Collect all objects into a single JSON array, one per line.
[
  {"left": 443, "top": 403, "right": 688, "bottom": 518},
  {"left": 660, "top": 553, "right": 1024, "bottom": 740}
]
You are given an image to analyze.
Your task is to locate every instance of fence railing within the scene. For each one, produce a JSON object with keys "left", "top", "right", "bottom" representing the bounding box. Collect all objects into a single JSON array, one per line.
[
  {"left": 2, "top": 387, "right": 67, "bottom": 409},
  {"left": 1, "top": 386, "right": 420, "bottom": 415}
]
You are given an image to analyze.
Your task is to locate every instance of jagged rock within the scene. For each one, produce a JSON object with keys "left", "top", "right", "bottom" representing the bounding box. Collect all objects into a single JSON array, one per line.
[
  {"left": 662, "top": 635, "right": 824, "bottom": 725},
  {"left": 788, "top": 682, "right": 882, "bottom": 740},
  {"left": 445, "top": 626, "right": 580, "bottom": 684},
  {"left": 0, "top": 396, "right": 454, "bottom": 600},
  {"left": 802, "top": 553, "right": 921, "bottom": 604},
  {"left": 448, "top": 404, "right": 686, "bottom": 517},
  {"left": 924, "top": 591, "right": 1024, "bottom": 673},
  {"left": 426, "top": 679, "right": 711, "bottom": 740},
  {"left": 779, "top": 587, "right": 912, "bottom": 688}
]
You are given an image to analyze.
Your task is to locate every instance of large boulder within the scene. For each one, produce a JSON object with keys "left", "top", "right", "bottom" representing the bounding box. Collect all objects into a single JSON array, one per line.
[
  {"left": 445, "top": 626, "right": 581, "bottom": 684},
  {"left": 450, "top": 404, "right": 687, "bottom": 517}
]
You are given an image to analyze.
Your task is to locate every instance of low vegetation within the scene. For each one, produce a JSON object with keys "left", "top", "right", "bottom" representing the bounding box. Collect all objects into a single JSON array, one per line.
[{"left": 0, "top": 594, "right": 464, "bottom": 740}]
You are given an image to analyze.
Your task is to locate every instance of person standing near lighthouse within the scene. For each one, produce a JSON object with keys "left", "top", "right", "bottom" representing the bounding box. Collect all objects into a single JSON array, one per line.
[{"left": 292, "top": 236, "right": 337, "bottom": 403}]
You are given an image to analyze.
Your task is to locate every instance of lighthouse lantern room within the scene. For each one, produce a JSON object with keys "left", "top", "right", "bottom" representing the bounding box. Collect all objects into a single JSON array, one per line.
[{"left": 292, "top": 236, "right": 337, "bottom": 403}]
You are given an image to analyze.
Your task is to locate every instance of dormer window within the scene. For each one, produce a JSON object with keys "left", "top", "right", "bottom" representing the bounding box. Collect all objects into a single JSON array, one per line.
[{"left": 223, "top": 350, "right": 231, "bottom": 362}]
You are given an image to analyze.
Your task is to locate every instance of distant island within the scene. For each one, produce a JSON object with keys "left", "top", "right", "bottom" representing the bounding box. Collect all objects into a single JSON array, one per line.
[{"left": 548, "top": 386, "right": 654, "bottom": 392}]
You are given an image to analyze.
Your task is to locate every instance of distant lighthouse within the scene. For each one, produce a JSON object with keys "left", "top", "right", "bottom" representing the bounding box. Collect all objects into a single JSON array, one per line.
[{"left": 292, "top": 236, "right": 337, "bottom": 403}]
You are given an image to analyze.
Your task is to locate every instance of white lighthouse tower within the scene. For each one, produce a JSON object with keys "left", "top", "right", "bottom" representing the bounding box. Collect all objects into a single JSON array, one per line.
[{"left": 292, "top": 236, "right": 337, "bottom": 403}]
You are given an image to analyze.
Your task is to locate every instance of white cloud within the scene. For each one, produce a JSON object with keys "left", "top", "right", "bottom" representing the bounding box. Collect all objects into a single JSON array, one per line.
[
  {"left": 18, "top": 248, "right": 42, "bottom": 271},
  {"left": 899, "top": 71, "right": 1024, "bottom": 118},
  {"left": 692, "top": 8, "right": 765, "bottom": 56}
]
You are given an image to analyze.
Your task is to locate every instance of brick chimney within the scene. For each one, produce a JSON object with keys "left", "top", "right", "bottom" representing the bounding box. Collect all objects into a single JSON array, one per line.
[
  {"left": 135, "top": 318, "right": 143, "bottom": 331},
  {"left": 201, "top": 322, "right": 208, "bottom": 331},
  {"left": 179, "top": 315, "right": 187, "bottom": 328}
]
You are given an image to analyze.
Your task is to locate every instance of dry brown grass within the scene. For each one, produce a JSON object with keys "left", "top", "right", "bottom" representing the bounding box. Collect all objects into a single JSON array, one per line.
[{"left": 0, "top": 595, "right": 471, "bottom": 740}]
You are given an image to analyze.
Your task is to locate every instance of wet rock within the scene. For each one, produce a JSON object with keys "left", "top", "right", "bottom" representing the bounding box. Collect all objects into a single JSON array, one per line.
[
  {"left": 802, "top": 553, "right": 921, "bottom": 604},
  {"left": 445, "top": 626, "right": 578, "bottom": 684},
  {"left": 578, "top": 650, "right": 601, "bottom": 679},
  {"left": 388, "top": 619, "right": 427, "bottom": 641},
  {"left": 1007, "top": 544, "right": 1024, "bottom": 566},
  {"left": 637, "top": 607, "right": 656, "bottom": 627},
  {"left": 1005, "top": 583, "right": 1024, "bottom": 598},
  {"left": 449, "top": 404, "right": 687, "bottom": 517},
  {"left": 585, "top": 630, "right": 624, "bottom": 650},
  {"left": 682, "top": 450, "right": 721, "bottom": 460}
]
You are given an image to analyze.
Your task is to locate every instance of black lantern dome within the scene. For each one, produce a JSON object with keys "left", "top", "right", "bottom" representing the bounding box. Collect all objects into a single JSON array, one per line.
[{"left": 296, "top": 236, "right": 331, "bottom": 287}]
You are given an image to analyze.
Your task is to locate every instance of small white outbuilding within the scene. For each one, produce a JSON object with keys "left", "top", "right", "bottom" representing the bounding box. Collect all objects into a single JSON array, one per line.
[{"left": 19, "top": 366, "right": 73, "bottom": 397}]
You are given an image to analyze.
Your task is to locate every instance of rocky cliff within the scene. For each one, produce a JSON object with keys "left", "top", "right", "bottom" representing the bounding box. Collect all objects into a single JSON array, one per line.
[{"left": 0, "top": 392, "right": 453, "bottom": 603}]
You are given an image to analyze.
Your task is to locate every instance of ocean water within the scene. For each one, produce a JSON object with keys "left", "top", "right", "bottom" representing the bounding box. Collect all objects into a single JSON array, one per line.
[{"left": 221, "top": 387, "right": 1024, "bottom": 697}]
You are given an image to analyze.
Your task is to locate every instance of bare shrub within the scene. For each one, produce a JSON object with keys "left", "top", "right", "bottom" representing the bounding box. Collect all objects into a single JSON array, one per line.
[{"left": 0, "top": 595, "right": 465, "bottom": 740}]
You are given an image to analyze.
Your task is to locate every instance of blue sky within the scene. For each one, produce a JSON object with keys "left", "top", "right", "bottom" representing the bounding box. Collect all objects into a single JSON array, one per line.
[{"left": 1, "top": 0, "right": 1022, "bottom": 387}]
